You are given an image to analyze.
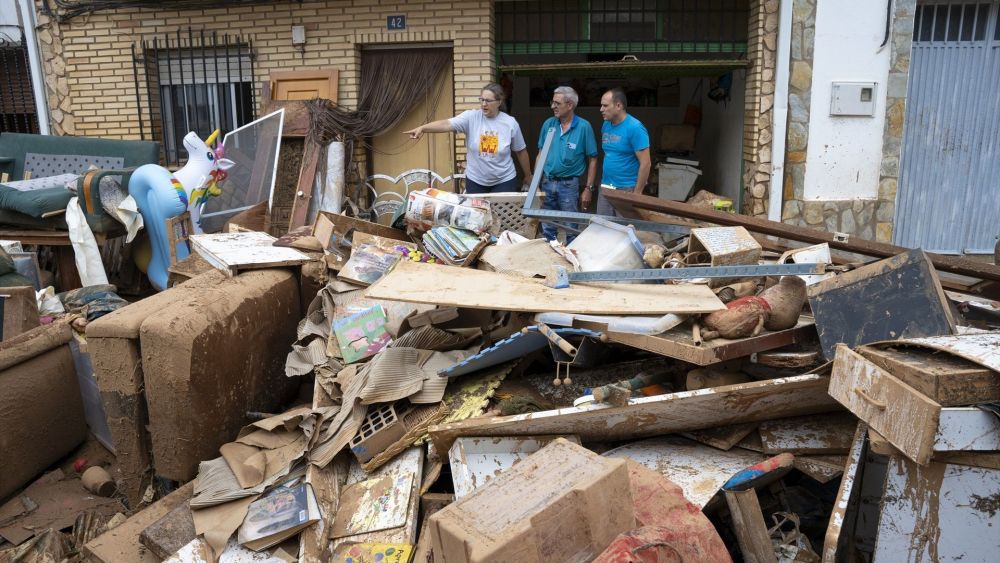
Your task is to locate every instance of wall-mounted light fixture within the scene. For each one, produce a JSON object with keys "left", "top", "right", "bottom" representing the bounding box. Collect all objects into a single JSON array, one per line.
[{"left": 292, "top": 25, "right": 306, "bottom": 57}]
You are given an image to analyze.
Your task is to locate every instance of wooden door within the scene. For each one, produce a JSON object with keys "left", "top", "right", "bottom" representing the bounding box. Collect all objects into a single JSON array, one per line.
[{"left": 370, "top": 55, "right": 455, "bottom": 199}]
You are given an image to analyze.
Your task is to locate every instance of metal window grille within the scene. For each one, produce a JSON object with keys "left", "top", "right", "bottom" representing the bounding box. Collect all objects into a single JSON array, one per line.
[
  {"left": 133, "top": 29, "right": 257, "bottom": 166},
  {"left": 913, "top": 2, "right": 996, "bottom": 43},
  {"left": 0, "top": 27, "right": 40, "bottom": 134},
  {"left": 496, "top": 0, "right": 749, "bottom": 56}
]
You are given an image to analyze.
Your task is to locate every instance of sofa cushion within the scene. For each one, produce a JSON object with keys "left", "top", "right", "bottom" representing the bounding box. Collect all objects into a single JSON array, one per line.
[
  {"left": 24, "top": 153, "right": 124, "bottom": 178},
  {"left": 0, "top": 184, "right": 73, "bottom": 218}
]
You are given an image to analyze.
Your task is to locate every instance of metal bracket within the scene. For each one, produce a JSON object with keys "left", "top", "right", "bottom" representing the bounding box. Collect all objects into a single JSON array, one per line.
[
  {"left": 557, "top": 262, "right": 827, "bottom": 284},
  {"left": 522, "top": 128, "right": 691, "bottom": 236}
]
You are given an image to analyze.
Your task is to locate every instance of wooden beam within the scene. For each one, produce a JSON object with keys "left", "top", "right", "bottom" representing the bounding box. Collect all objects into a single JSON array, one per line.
[
  {"left": 602, "top": 189, "right": 1000, "bottom": 283},
  {"left": 289, "top": 137, "right": 322, "bottom": 231},
  {"left": 724, "top": 489, "right": 777, "bottom": 563},
  {"left": 429, "top": 374, "right": 841, "bottom": 455}
]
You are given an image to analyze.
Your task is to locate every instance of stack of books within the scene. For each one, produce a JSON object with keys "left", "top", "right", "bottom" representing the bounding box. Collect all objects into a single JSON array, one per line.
[{"left": 421, "top": 226, "right": 483, "bottom": 266}]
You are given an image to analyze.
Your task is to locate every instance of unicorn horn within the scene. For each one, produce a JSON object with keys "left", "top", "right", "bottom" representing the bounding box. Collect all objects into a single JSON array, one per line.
[{"left": 204, "top": 129, "right": 220, "bottom": 146}]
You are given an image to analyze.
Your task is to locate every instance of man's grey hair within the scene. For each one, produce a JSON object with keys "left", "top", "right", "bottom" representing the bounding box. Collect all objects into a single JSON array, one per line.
[{"left": 553, "top": 86, "right": 579, "bottom": 108}]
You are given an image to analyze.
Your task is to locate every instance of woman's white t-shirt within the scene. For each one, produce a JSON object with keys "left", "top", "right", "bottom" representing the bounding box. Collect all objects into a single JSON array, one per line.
[{"left": 449, "top": 109, "right": 526, "bottom": 186}]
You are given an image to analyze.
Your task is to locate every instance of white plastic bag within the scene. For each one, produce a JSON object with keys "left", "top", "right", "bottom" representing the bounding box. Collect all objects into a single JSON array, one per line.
[
  {"left": 65, "top": 196, "right": 109, "bottom": 286},
  {"left": 36, "top": 286, "right": 65, "bottom": 315}
]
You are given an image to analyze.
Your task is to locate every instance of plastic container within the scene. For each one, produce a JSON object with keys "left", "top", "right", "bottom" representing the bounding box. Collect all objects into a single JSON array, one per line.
[
  {"left": 657, "top": 162, "right": 702, "bottom": 200},
  {"left": 567, "top": 217, "right": 645, "bottom": 272}
]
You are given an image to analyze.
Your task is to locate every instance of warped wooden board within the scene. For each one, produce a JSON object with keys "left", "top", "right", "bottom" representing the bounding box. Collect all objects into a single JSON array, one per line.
[
  {"left": 830, "top": 346, "right": 941, "bottom": 465},
  {"left": 429, "top": 374, "right": 840, "bottom": 455},
  {"left": 365, "top": 260, "right": 725, "bottom": 315},
  {"left": 878, "top": 331, "right": 1000, "bottom": 370},
  {"left": 605, "top": 317, "right": 815, "bottom": 366}
]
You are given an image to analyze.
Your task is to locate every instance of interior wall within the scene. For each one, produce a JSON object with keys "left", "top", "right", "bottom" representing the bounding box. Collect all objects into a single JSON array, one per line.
[
  {"left": 509, "top": 73, "right": 744, "bottom": 201},
  {"left": 697, "top": 70, "right": 746, "bottom": 201}
]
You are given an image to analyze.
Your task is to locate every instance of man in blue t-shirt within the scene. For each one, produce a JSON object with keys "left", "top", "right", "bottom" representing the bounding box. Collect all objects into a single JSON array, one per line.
[
  {"left": 535, "top": 86, "right": 598, "bottom": 243},
  {"left": 597, "top": 88, "right": 650, "bottom": 217}
]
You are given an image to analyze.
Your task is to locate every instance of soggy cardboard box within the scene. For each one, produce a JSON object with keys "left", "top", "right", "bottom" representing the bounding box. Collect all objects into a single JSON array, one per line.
[{"left": 428, "top": 438, "right": 635, "bottom": 563}]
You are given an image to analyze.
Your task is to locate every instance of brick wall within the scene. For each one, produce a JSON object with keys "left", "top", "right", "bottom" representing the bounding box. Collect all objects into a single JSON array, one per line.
[{"left": 34, "top": 0, "right": 494, "bottom": 149}]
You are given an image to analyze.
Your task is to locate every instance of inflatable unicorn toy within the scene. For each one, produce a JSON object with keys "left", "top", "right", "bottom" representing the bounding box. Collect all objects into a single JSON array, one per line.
[{"left": 128, "top": 129, "right": 234, "bottom": 290}]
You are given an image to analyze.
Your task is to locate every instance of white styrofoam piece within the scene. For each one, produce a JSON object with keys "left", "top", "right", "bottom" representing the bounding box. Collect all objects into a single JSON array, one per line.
[
  {"left": 448, "top": 435, "right": 580, "bottom": 499},
  {"left": 874, "top": 456, "right": 1000, "bottom": 561},
  {"left": 602, "top": 436, "right": 762, "bottom": 507}
]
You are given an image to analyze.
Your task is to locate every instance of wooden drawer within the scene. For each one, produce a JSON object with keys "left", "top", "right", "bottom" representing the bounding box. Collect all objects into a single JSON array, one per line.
[
  {"left": 831, "top": 345, "right": 1000, "bottom": 465},
  {"left": 856, "top": 344, "right": 1000, "bottom": 406},
  {"left": 830, "top": 345, "right": 940, "bottom": 465}
]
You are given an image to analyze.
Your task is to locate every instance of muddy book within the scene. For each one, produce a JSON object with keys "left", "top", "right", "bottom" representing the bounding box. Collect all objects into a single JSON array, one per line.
[{"left": 237, "top": 483, "right": 321, "bottom": 551}]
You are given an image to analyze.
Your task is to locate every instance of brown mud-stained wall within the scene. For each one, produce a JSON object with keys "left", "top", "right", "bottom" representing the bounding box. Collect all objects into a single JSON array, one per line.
[
  {"left": 140, "top": 269, "right": 302, "bottom": 482},
  {"left": 0, "top": 322, "right": 86, "bottom": 500}
]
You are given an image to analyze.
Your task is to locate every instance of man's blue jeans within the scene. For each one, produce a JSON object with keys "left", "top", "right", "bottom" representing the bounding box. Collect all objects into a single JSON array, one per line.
[{"left": 541, "top": 177, "right": 581, "bottom": 243}]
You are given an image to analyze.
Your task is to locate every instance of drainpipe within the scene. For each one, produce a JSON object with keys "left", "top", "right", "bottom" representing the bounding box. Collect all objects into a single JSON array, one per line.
[
  {"left": 767, "top": 0, "right": 794, "bottom": 222},
  {"left": 16, "top": 0, "right": 50, "bottom": 135}
]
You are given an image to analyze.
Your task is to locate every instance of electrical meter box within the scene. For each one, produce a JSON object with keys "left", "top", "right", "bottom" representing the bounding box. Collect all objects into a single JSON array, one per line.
[{"left": 830, "top": 82, "right": 877, "bottom": 116}]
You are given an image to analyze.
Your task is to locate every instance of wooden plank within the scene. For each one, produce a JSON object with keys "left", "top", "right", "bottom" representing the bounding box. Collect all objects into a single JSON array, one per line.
[
  {"left": 681, "top": 423, "right": 759, "bottom": 451},
  {"left": 429, "top": 374, "right": 840, "bottom": 455},
  {"left": 0, "top": 229, "right": 106, "bottom": 246},
  {"left": 857, "top": 344, "right": 1000, "bottom": 406},
  {"left": 758, "top": 413, "right": 857, "bottom": 454},
  {"left": 605, "top": 317, "right": 815, "bottom": 366},
  {"left": 792, "top": 455, "right": 847, "bottom": 484},
  {"left": 84, "top": 482, "right": 194, "bottom": 563},
  {"left": 829, "top": 346, "right": 941, "bottom": 465},
  {"left": 874, "top": 455, "right": 1000, "bottom": 561},
  {"left": 821, "top": 422, "right": 868, "bottom": 563},
  {"left": 601, "top": 188, "right": 1000, "bottom": 283},
  {"left": 807, "top": 249, "right": 956, "bottom": 360},
  {"left": 289, "top": 138, "right": 322, "bottom": 230},
  {"left": 724, "top": 489, "right": 777, "bottom": 563},
  {"left": 365, "top": 259, "right": 726, "bottom": 315}
]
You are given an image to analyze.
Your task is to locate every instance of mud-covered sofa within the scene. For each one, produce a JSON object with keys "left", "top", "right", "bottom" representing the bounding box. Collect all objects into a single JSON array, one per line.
[
  {"left": 86, "top": 268, "right": 301, "bottom": 506},
  {"left": 0, "top": 132, "right": 159, "bottom": 233},
  {"left": 0, "top": 321, "right": 86, "bottom": 500}
]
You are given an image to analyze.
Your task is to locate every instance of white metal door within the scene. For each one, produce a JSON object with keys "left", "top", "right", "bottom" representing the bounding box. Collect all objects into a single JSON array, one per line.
[{"left": 896, "top": 1, "right": 1000, "bottom": 254}]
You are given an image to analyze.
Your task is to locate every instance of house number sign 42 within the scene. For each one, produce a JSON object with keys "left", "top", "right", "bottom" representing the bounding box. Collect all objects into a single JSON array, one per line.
[{"left": 387, "top": 15, "right": 406, "bottom": 30}]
